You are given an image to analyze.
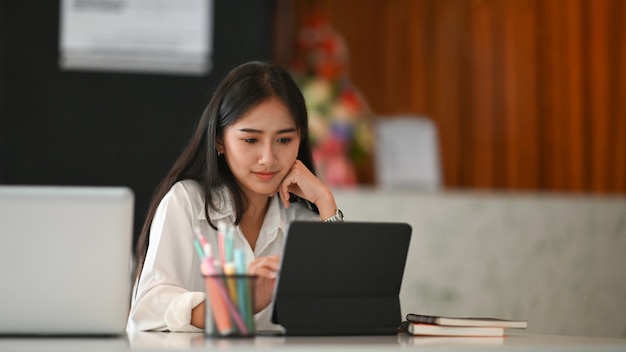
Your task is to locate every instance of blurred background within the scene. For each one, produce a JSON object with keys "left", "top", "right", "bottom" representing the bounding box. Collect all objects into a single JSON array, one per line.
[
  {"left": 1, "top": 0, "right": 625, "bottom": 239},
  {"left": 276, "top": 0, "right": 625, "bottom": 193},
  {"left": 1, "top": 0, "right": 625, "bottom": 338}
]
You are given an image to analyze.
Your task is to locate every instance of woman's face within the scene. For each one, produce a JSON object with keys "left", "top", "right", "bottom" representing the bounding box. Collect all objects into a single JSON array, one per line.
[{"left": 219, "top": 97, "right": 301, "bottom": 199}]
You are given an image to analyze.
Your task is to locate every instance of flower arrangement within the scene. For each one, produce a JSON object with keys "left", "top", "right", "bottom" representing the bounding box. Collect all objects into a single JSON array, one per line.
[{"left": 290, "top": 16, "right": 374, "bottom": 186}]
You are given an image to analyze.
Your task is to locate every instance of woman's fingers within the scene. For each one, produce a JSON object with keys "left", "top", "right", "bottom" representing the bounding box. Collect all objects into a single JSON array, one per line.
[
  {"left": 277, "top": 160, "right": 337, "bottom": 219},
  {"left": 248, "top": 255, "right": 281, "bottom": 313},
  {"left": 252, "top": 275, "right": 276, "bottom": 313},
  {"left": 279, "top": 161, "right": 318, "bottom": 203},
  {"left": 248, "top": 255, "right": 280, "bottom": 278}
]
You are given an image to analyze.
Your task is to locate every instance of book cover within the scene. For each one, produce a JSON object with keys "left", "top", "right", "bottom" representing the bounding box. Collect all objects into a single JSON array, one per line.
[
  {"left": 399, "top": 321, "right": 504, "bottom": 337},
  {"left": 406, "top": 314, "right": 527, "bottom": 329}
]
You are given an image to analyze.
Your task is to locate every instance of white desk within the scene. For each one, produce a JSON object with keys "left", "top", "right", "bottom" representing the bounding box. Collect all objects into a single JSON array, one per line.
[{"left": 2, "top": 332, "right": 626, "bottom": 351}]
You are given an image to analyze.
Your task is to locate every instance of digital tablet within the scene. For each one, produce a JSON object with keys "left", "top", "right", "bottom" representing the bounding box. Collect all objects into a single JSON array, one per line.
[{"left": 271, "top": 221, "right": 412, "bottom": 336}]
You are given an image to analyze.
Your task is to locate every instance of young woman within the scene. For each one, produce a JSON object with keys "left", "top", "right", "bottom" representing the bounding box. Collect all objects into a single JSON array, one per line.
[{"left": 127, "top": 61, "right": 343, "bottom": 332}]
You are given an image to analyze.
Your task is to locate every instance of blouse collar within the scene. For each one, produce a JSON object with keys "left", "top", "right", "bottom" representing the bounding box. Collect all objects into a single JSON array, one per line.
[{"left": 197, "top": 186, "right": 286, "bottom": 242}]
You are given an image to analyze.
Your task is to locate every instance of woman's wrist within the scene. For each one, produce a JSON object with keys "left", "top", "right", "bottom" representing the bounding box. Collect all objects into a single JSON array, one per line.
[
  {"left": 323, "top": 208, "right": 344, "bottom": 222},
  {"left": 314, "top": 187, "right": 338, "bottom": 220},
  {"left": 190, "top": 301, "right": 205, "bottom": 329}
]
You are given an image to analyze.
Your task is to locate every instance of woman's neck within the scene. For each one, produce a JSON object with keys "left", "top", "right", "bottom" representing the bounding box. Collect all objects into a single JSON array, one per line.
[{"left": 239, "top": 194, "right": 270, "bottom": 251}]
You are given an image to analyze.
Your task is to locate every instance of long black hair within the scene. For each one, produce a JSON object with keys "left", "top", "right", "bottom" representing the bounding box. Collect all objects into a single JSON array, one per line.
[{"left": 133, "top": 61, "right": 317, "bottom": 280}]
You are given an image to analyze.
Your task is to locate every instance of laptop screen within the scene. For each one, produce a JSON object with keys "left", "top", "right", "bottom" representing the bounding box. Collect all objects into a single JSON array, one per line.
[{"left": 0, "top": 185, "right": 134, "bottom": 335}]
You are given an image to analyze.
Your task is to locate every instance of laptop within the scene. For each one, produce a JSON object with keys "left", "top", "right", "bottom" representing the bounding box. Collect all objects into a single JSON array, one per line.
[
  {"left": 271, "top": 221, "right": 412, "bottom": 335},
  {"left": 0, "top": 185, "right": 134, "bottom": 335}
]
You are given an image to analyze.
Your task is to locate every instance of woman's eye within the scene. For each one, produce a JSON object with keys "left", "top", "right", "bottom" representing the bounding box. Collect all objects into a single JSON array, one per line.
[
  {"left": 243, "top": 138, "right": 258, "bottom": 144},
  {"left": 278, "top": 138, "right": 292, "bottom": 144}
]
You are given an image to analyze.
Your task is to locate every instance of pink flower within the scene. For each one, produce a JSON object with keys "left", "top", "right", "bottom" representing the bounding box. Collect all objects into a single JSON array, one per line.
[{"left": 291, "top": 15, "right": 374, "bottom": 186}]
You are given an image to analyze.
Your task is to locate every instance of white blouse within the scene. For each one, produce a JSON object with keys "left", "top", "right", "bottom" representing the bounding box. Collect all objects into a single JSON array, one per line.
[{"left": 126, "top": 179, "right": 319, "bottom": 332}]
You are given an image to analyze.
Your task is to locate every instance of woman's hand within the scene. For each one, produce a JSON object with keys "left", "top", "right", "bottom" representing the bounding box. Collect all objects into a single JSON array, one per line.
[
  {"left": 277, "top": 160, "right": 338, "bottom": 220},
  {"left": 247, "top": 255, "right": 280, "bottom": 313}
]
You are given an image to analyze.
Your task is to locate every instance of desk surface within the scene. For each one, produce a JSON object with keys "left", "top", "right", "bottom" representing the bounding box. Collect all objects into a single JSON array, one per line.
[{"left": 2, "top": 332, "right": 626, "bottom": 351}]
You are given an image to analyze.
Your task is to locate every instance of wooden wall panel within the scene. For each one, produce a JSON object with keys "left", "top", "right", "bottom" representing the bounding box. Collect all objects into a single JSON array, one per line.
[
  {"left": 468, "top": 0, "right": 497, "bottom": 188},
  {"left": 587, "top": 0, "right": 611, "bottom": 192},
  {"left": 539, "top": 0, "right": 569, "bottom": 191},
  {"left": 502, "top": 0, "right": 539, "bottom": 189},
  {"left": 615, "top": 0, "right": 626, "bottom": 193},
  {"left": 431, "top": 0, "right": 466, "bottom": 188},
  {"left": 275, "top": 0, "right": 626, "bottom": 193},
  {"left": 562, "top": 0, "right": 586, "bottom": 191}
]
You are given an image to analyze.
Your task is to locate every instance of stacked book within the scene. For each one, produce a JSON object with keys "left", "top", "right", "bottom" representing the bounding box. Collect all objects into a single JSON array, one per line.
[{"left": 400, "top": 314, "right": 528, "bottom": 337}]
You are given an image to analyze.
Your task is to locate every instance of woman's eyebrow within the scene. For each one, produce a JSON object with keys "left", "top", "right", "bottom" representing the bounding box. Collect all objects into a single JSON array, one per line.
[
  {"left": 237, "top": 127, "right": 297, "bottom": 134},
  {"left": 237, "top": 128, "right": 261, "bottom": 133}
]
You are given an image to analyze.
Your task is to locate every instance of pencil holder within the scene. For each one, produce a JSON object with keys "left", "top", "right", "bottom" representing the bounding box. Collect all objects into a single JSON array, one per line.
[{"left": 203, "top": 274, "right": 256, "bottom": 337}]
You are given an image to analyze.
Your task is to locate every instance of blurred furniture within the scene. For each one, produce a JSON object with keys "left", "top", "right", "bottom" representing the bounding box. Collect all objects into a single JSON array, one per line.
[{"left": 375, "top": 116, "right": 442, "bottom": 190}]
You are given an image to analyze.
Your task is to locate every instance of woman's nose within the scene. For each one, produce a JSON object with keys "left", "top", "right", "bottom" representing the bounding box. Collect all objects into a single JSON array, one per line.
[{"left": 259, "top": 142, "right": 277, "bottom": 166}]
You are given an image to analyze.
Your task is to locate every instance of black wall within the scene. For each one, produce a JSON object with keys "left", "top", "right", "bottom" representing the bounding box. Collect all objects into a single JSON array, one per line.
[{"left": 0, "top": 1, "right": 274, "bottom": 247}]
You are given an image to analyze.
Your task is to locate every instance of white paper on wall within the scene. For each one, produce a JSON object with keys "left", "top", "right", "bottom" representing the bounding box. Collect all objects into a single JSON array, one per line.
[
  {"left": 59, "top": 0, "right": 213, "bottom": 75},
  {"left": 375, "top": 117, "right": 441, "bottom": 190}
]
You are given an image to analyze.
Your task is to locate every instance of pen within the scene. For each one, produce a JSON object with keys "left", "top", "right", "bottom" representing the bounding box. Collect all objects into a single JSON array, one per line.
[
  {"left": 234, "top": 248, "right": 254, "bottom": 331},
  {"left": 193, "top": 239, "right": 205, "bottom": 260},
  {"left": 194, "top": 227, "right": 211, "bottom": 259},
  {"left": 223, "top": 261, "right": 238, "bottom": 305},
  {"left": 217, "top": 221, "right": 227, "bottom": 266},
  {"left": 225, "top": 225, "right": 235, "bottom": 263}
]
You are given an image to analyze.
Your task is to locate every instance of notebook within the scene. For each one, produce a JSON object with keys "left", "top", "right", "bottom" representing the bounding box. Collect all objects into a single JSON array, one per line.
[
  {"left": 270, "top": 221, "right": 412, "bottom": 336},
  {"left": 0, "top": 185, "right": 134, "bottom": 335}
]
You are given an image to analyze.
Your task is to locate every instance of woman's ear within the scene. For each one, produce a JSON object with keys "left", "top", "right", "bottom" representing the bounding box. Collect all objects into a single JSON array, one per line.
[{"left": 216, "top": 138, "right": 224, "bottom": 155}]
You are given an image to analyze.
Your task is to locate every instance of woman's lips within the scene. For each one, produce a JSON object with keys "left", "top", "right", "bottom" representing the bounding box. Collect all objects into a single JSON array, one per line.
[{"left": 253, "top": 171, "right": 278, "bottom": 180}]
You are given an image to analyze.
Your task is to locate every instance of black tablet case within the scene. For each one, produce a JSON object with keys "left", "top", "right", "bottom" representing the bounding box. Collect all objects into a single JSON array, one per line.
[{"left": 271, "top": 221, "right": 412, "bottom": 335}]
